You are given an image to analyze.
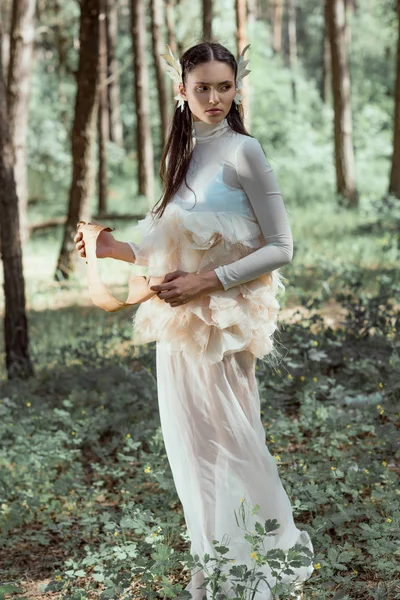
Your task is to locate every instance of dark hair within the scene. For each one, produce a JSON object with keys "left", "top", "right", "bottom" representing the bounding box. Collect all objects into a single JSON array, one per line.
[{"left": 151, "top": 41, "right": 252, "bottom": 220}]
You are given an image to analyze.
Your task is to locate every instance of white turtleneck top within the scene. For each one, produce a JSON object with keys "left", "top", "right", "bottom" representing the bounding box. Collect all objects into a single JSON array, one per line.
[{"left": 129, "top": 117, "right": 293, "bottom": 291}]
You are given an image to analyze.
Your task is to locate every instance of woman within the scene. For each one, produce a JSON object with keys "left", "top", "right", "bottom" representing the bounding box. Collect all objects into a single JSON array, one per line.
[{"left": 75, "top": 42, "right": 314, "bottom": 600}]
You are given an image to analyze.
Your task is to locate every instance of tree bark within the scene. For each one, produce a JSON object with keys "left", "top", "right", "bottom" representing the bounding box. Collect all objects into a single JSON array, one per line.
[
  {"left": 285, "top": 0, "right": 297, "bottom": 102},
  {"left": 389, "top": 0, "right": 400, "bottom": 198},
  {"left": 235, "top": 0, "right": 251, "bottom": 132},
  {"left": 247, "top": 0, "right": 257, "bottom": 25},
  {"left": 55, "top": 0, "right": 99, "bottom": 280},
  {"left": 0, "top": 22, "right": 33, "bottom": 380},
  {"left": 326, "top": 0, "right": 357, "bottom": 205},
  {"left": 131, "top": 0, "right": 154, "bottom": 206},
  {"left": 106, "top": 0, "right": 123, "bottom": 147},
  {"left": 7, "top": 0, "right": 36, "bottom": 246},
  {"left": 165, "top": 0, "right": 177, "bottom": 55},
  {"left": 150, "top": 0, "right": 169, "bottom": 148},
  {"left": 321, "top": 0, "right": 331, "bottom": 103},
  {"left": 272, "top": 0, "right": 283, "bottom": 54},
  {"left": 98, "top": 0, "right": 109, "bottom": 216},
  {"left": 203, "top": 0, "right": 212, "bottom": 41},
  {"left": 0, "top": 0, "right": 12, "bottom": 75}
]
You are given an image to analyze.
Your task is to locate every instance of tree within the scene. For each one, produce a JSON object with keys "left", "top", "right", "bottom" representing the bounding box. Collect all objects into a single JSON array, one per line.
[
  {"left": 0, "top": 21, "right": 33, "bottom": 379},
  {"left": 389, "top": 0, "right": 400, "bottom": 198},
  {"left": 131, "top": 0, "right": 154, "bottom": 206},
  {"left": 321, "top": 0, "right": 331, "bottom": 103},
  {"left": 55, "top": 0, "right": 100, "bottom": 280},
  {"left": 98, "top": 0, "right": 109, "bottom": 216},
  {"left": 150, "top": 0, "right": 169, "bottom": 148},
  {"left": 271, "top": 0, "right": 283, "bottom": 55},
  {"left": 165, "top": 0, "right": 177, "bottom": 56},
  {"left": 106, "top": 0, "right": 123, "bottom": 147},
  {"left": 326, "top": 0, "right": 357, "bottom": 206},
  {"left": 7, "top": 0, "right": 36, "bottom": 246},
  {"left": 284, "top": 0, "right": 297, "bottom": 102},
  {"left": 235, "top": 0, "right": 251, "bottom": 132},
  {"left": 203, "top": 0, "right": 212, "bottom": 40}
]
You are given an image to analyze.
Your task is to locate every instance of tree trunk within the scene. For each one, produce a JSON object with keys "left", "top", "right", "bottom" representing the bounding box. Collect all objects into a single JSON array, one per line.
[
  {"left": 0, "top": 0, "right": 12, "bottom": 75},
  {"left": 131, "top": 0, "right": 154, "bottom": 206},
  {"left": 175, "top": 0, "right": 183, "bottom": 57},
  {"left": 285, "top": 0, "right": 297, "bottom": 102},
  {"left": 165, "top": 0, "right": 177, "bottom": 54},
  {"left": 54, "top": 0, "right": 99, "bottom": 280},
  {"left": 203, "top": 0, "right": 212, "bottom": 41},
  {"left": 106, "top": 0, "right": 123, "bottom": 147},
  {"left": 321, "top": 0, "right": 331, "bottom": 103},
  {"left": 7, "top": 0, "right": 36, "bottom": 246},
  {"left": 247, "top": 0, "right": 257, "bottom": 25},
  {"left": 326, "top": 0, "right": 357, "bottom": 206},
  {"left": 235, "top": 0, "right": 251, "bottom": 132},
  {"left": 150, "top": 0, "right": 169, "bottom": 148},
  {"left": 0, "top": 22, "right": 33, "bottom": 380},
  {"left": 272, "top": 0, "right": 283, "bottom": 54},
  {"left": 389, "top": 0, "right": 400, "bottom": 198},
  {"left": 98, "top": 0, "right": 109, "bottom": 216}
]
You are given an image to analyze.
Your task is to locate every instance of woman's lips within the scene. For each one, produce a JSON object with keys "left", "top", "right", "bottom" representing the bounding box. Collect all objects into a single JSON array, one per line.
[{"left": 207, "top": 109, "right": 222, "bottom": 113}]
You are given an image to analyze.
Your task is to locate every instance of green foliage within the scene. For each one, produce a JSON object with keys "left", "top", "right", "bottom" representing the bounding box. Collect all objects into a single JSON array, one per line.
[{"left": 0, "top": 250, "right": 399, "bottom": 598}]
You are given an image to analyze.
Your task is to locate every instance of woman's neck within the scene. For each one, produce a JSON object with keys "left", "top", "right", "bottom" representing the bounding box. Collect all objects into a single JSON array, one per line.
[{"left": 192, "top": 117, "right": 230, "bottom": 143}]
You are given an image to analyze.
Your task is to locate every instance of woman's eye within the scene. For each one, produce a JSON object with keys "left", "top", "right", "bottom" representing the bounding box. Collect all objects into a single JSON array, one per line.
[{"left": 196, "top": 85, "right": 231, "bottom": 92}]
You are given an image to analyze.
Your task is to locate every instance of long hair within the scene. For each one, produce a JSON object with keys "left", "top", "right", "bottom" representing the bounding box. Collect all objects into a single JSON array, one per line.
[{"left": 151, "top": 41, "right": 252, "bottom": 220}]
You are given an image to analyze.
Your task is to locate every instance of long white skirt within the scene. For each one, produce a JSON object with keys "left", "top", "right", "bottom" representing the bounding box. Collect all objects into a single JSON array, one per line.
[{"left": 156, "top": 341, "right": 314, "bottom": 600}]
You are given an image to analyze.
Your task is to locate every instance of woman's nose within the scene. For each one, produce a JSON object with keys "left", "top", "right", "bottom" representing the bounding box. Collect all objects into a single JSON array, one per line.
[{"left": 209, "top": 90, "right": 219, "bottom": 103}]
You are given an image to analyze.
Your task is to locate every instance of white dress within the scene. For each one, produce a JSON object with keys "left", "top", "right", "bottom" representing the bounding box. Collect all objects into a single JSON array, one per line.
[{"left": 127, "top": 118, "right": 314, "bottom": 599}]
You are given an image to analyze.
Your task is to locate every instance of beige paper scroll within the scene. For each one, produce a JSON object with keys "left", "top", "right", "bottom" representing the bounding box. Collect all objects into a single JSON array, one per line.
[{"left": 77, "top": 221, "right": 163, "bottom": 313}]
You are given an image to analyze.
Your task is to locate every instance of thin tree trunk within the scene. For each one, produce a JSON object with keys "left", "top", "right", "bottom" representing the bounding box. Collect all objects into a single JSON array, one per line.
[
  {"left": 389, "top": 0, "right": 400, "bottom": 198},
  {"left": 131, "top": 0, "right": 154, "bottom": 206},
  {"left": 55, "top": 0, "right": 99, "bottom": 280},
  {"left": 7, "top": 0, "right": 36, "bottom": 246},
  {"left": 106, "top": 0, "right": 123, "bottom": 147},
  {"left": 327, "top": 0, "right": 357, "bottom": 205},
  {"left": 0, "top": 22, "right": 33, "bottom": 380},
  {"left": 1, "top": 0, "right": 11, "bottom": 76},
  {"left": 150, "top": 0, "right": 169, "bottom": 148},
  {"left": 285, "top": 0, "right": 297, "bottom": 102},
  {"left": 165, "top": 0, "right": 177, "bottom": 54},
  {"left": 272, "top": 0, "right": 283, "bottom": 54},
  {"left": 247, "top": 0, "right": 257, "bottom": 25},
  {"left": 321, "top": 0, "right": 331, "bottom": 103},
  {"left": 175, "top": 0, "right": 183, "bottom": 57},
  {"left": 164, "top": 0, "right": 179, "bottom": 113},
  {"left": 203, "top": 0, "right": 212, "bottom": 41},
  {"left": 98, "top": 0, "right": 109, "bottom": 216},
  {"left": 235, "top": 0, "right": 251, "bottom": 132}
]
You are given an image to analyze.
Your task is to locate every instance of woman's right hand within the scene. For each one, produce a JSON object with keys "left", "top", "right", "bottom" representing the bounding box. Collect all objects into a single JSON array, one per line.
[{"left": 74, "top": 226, "right": 116, "bottom": 259}]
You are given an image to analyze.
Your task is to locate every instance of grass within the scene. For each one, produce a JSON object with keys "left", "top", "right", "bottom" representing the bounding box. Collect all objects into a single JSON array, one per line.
[{"left": 0, "top": 189, "right": 399, "bottom": 599}]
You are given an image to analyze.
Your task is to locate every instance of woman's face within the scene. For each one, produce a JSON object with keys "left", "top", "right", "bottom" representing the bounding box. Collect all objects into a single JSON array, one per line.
[{"left": 178, "top": 61, "right": 236, "bottom": 123}]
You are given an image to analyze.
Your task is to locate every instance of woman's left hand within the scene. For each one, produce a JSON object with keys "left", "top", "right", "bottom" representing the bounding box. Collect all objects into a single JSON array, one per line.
[{"left": 150, "top": 270, "right": 208, "bottom": 307}]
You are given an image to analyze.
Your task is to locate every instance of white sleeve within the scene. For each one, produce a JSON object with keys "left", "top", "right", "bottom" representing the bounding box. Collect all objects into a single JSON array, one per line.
[
  {"left": 127, "top": 212, "right": 157, "bottom": 267},
  {"left": 213, "top": 137, "right": 293, "bottom": 291}
]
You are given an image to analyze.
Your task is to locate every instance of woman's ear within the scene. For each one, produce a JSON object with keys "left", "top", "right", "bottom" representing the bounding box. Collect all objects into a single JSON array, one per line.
[{"left": 178, "top": 82, "right": 187, "bottom": 100}]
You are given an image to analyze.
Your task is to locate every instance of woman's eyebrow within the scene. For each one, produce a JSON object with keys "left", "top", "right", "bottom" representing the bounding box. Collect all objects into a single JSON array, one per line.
[{"left": 194, "top": 80, "right": 233, "bottom": 84}]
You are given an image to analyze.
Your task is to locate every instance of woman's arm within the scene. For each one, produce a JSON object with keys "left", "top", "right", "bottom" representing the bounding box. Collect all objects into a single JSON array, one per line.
[
  {"left": 111, "top": 240, "right": 137, "bottom": 263},
  {"left": 213, "top": 137, "right": 293, "bottom": 291},
  {"left": 74, "top": 229, "right": 138, "bottom": 264}
]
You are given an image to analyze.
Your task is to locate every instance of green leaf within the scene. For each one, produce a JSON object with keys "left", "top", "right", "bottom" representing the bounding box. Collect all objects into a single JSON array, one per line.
[{"left": 0, "top": 586, "right": 24, "bottom": 595}]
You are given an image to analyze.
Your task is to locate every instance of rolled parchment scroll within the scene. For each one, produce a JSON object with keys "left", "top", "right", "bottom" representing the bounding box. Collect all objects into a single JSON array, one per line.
[{"left": 77, "top": 221, "right": 163, "bottom": 312}]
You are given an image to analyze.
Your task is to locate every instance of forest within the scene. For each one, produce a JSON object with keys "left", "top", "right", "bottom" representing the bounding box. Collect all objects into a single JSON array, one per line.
[{"left": 0, "top": 0, "right": 399, "bottom": 599}]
